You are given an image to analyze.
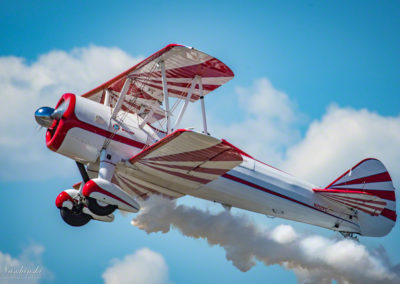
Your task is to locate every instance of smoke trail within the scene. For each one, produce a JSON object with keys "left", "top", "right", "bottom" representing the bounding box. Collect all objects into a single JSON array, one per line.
[{"left": 132, "top": 196, "right": 400, "bottom": 284}]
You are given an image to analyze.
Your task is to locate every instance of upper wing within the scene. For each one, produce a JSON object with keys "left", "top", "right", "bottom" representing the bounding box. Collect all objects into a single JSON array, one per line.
[
  {"left": 113, "top": 129, "right": 243, "bottom": 198},
  {"left": 81, "top": 44, "right": 234, "bottom": 123}
]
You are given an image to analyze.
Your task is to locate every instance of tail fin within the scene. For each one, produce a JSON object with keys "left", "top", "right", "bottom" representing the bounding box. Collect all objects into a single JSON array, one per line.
[{"left": 324, "top": 158, "right": 396, "bottom": 236}]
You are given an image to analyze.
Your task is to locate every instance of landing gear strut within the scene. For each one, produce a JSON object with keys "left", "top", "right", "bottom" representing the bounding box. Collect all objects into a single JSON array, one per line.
[
  {"left": 76, "top": 161, "right": 89, "bottom": 183},
  {"left": 76, "top": 162, "right": 116, "bottom": 216}
]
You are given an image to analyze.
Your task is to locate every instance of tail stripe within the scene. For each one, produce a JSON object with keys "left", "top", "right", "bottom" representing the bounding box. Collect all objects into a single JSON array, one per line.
[
  {"left": 324, "top": 158, "right": 396, "bottom": 224},
  {"left": 381, "top": 208, "right": 397, "bottom": 221},
  {"left": 330, "top": 181, "right": 394, "bottom": 191},
  {"left": 333, "top": 171, "right": 391, "bottom": 187},
  {"left": 328, "top": 188, "right": 395, "bottom": 201}
]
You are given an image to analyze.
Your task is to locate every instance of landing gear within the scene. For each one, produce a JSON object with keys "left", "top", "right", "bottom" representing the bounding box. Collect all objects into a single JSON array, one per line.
[
  {"left": 56, "top": 161, "right": 119, "bottom": 227},
  {"left": 86, "top": 197, "right": 116, "bottom": 216},
  {"left": 60, "top": 204, "right": 91, "bottom": 227},
  {"left": 76, "top": 161, "right": 117, "bottom": 216}
]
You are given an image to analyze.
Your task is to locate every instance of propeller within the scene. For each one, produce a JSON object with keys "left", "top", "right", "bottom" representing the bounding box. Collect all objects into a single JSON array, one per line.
[{"left": 34, "top": 124, "right": 44, "bottom": 135}]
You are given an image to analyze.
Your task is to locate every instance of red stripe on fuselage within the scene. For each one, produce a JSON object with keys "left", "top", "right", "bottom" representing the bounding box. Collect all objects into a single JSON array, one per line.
[
  {"left": 80, "top": 122, "right": 146, "bottom": 149},
  {"left": 224, "top": 173, "right": 396, "bottom": 223},
  {"left": 222, "top": 173, "right": 358, "bottom": 226}
]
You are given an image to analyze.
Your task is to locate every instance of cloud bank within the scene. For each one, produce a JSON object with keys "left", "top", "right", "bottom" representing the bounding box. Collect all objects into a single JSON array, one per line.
[
  {"left": 132, "top": 196, "right": 400, "bottom": 284},
  {"left": 282, "top": 105, "right": 400, "bottom": 186},
  {"left": 102, "top": 248, "right": 170, "bottom": 284},
  {"left": 211, "top": 78, "right": 303, "bottom": 166}
]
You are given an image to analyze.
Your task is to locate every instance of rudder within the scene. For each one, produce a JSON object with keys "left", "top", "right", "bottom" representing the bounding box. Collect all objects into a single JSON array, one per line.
[{"left": 326, "top": 158, "right": 396, "bottom": 236}]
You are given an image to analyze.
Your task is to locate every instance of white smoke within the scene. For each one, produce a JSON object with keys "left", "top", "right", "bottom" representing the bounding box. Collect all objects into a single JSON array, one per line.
[{"left": 132, "top": 196, "right": 400, "bottom": 284}]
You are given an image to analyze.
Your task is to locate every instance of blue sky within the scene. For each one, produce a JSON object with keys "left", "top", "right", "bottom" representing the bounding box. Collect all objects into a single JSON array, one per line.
[{"left": 1, "top": 1, "right": 400, "bottom": 283}]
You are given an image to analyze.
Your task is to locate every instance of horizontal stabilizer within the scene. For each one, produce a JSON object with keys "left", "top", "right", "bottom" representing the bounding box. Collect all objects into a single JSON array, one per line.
[{"left": 313, "top": 188, "right": 387, "bottom": 216}]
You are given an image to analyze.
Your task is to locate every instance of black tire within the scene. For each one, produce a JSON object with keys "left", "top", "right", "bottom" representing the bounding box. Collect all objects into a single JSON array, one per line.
[
  {"left": 60, "top": 207, "right": 91, "bottom": 227},
  {"left": 86, "top": 197, "right": 116, "bottom": 216}
]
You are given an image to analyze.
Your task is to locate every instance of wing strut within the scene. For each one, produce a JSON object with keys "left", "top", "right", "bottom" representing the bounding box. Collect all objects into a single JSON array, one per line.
[
  {"left": 104, "top": 89, "right": 110, "bottom": 106},
  {"left": 111, "top": 78, "right": 131, "bottom": 119},
  {"left": 199, "top": 77, "right": 208, "bottom": 134},
  {"left": 139, "top": 108, "right": 155, "bottom": 129},
  {"left": 174, "top": 76, "right": 198, "bottom": 130},
  {"left": 159, "top": 60, "right": 171, "bottom": 134}
]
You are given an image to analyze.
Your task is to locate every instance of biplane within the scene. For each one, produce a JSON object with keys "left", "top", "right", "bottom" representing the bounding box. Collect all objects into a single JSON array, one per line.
[{"left": 35, "top": 44, "right": 396, "bottom": 237}]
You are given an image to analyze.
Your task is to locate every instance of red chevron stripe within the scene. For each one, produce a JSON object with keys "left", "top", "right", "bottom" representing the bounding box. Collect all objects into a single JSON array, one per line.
[
  {"left": 325, "top": 195, "right": 385, "bottom": 212},
  {"left": 119, "top": 175, "right": 158, "bottom": 195},
  {"left": 381, "top": 208, "right": 397, "bottom": 221},
  {"left": 113, "top": 175, "right": 147, "bottom": 198},
  {"left": 134, "top": 78, "right": 220, "bottom": 92},
  {"left": 130, "top": 129, "right": 186, "bottom": 163},
  {"left": 144, "top": 143, "right": 236, "bottom": 162},
  {"left": 143, "top": 161, "right": 229, "bottom": 175},
  {"left": 126, "top": 178, "right": 175, "bottom": 200},
  {"left": 328, "top": 188, "right": 395, "bottom": 201},
  {"left": 143, "top": 163, "right": 211, "bottom": 184},
  {"left": 333, "top": 171, "right": 391, "bottom": 187},
  {"left": 325, "top": 197, "right": 380, "bottom": 215},
  {"left": 322, "top": 194, "right": 386, "bottom": 205},
  {"left": 133, "top": 58, "right": 234, "bottom": 79},
  {"left": 139, "top": 82, "right": 201, "bottom": 99},
  {"left": 313, "top": 189, "right": 387, "bottom": 205}
]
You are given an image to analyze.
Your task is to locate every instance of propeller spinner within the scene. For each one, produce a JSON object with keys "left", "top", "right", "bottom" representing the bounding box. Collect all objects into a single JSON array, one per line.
[
  {"left": 34, "top": 107, "right": 55, "bottom": 128},
  {"left": 35, "top": 100, "right": 68, "bottom": 128}
]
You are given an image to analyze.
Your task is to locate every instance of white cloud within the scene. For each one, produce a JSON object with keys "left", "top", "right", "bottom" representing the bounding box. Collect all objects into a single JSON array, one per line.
[
  {"left": 282, "top": 105, "right": 400, "bottom": 186},
  {"left": 0, "top": 46, "right": 142, "bottom": 180},
  {"left": 0, "top": 244, "right": 52, "bottom": 284},
  {"left": 210, "top": 78, "right": 304, "bottom": 165},
  {"left": 102, "top": 248, "right": 170, "bottom": 284}
]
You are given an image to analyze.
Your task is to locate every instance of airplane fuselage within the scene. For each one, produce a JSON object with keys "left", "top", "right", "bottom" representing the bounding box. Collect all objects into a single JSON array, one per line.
[
  {"left": 45, "top": 94, "right": 361, "bottom": 234},
  {"left": 192, "top": 159, "right": 360, "bottom": 234}
]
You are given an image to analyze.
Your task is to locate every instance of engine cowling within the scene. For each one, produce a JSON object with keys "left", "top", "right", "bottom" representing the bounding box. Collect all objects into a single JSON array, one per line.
[{"left": 82, "top": 178, "right": 140, "bottom": 213}]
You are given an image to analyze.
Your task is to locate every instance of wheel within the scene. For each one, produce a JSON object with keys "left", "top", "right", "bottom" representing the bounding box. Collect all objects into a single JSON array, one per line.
[
  {"left": 60, "top": 206, "right": 91, "bottom": 227},
  {"left": 86, "top": 197, "right": 116, "bottom": 216}
]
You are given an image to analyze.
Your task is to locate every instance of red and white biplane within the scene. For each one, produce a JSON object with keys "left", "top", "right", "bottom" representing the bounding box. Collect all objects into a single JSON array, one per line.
[{"left": 35, "top": 44, "right": 396, "bottom": 238}]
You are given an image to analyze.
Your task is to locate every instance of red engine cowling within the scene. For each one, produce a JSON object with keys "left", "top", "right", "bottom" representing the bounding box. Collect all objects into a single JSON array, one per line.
[
  {"left": 46, "top": 93, "right": 110, "bottom": 163},
  {"left": 45, "top": 93, "right": 149, "bottom": 164}
]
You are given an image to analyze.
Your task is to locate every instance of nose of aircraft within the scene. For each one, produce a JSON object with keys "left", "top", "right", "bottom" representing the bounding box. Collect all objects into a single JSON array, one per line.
[{"left": 34, "top": 106, "right": 55, "bottom": 128}]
